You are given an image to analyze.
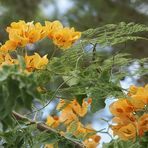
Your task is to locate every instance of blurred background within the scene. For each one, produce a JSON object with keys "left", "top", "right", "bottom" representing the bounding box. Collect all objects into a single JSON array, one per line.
[
  {"left": 0, "top": 0, "right": 148, "bottom": 58},
  {"left": 0, "top": 0, "right": 148, "bottom": 147}
]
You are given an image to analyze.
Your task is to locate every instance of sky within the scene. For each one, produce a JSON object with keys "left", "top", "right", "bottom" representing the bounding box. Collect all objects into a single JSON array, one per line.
[{"left": 40, "top": 0, "right": 73, "bottom": 17}]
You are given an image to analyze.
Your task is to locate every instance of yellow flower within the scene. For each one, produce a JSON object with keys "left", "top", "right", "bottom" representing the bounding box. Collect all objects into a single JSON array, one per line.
[
  {"left": 138, "top": 113, "right": 148, "bottom": 137},
  {"left": 45, "top": 21, "right": 63, "bottom": 39},
  {"left": 83, "top": 135, "right": 101, "bottom": 148},
  {"left": 56, "top": 99, "right": 90, "bottom": 124},
  {"left": 56, "top": 99, "right": 66, "bottom": 110},
  {"left": 46, "top": 115, "right": 60, "bottom": 128},
  {"left": 67, "top": 121, "right": 83, "bottom": 133},
  {"left": 45, "top": 21, "right": 81, "bottom": 49},
  {"left": 45, "top": 144, "right": 58, "bottom": 148},
  {"left": 44, "top": 144, "right": 54, "bottom": 148},
  {"left": 32, "top": 53, "right": 48, "bottom": 69},
  {"left": 37, "top": 86, "right": 46, "bottom": 93},
  {"left": 0, "top": 51, "right": 6, "bottom": 65},
  {"left": 25, "top": 53, "right": 48, "bottom": 72},
  {"left": 52, "top": 27, "right": 81, "bottom": 49},
  {"left": 0, "top": 40, "right": 18, "bottom": 51},
  {"left": 66, "top": 121, "right": 100, "bottom": 148},
  {"left": 6, "top": 20, "right": 46, "bottom": 49},
  {"left": 7, "top": 21, "right": 29, "bottom": 47},
  {"left": 66, "top": 121, "right": 88, "bottom": 137},
  {"left": 3, "top": 20, "right": 81, "bottom": 51},
  {"left": 71, "top": 99, "right": 90, "bottom": 117},
  {"left": 47, "top": 98, "right": 100, "bottom": 147},
  {"left": 110, "top": 84, "right": 148, "bottom": 141},
  {"left": 109, "top": 99, "right": 135, "bottom": 122},
  {"left": 130, "top": 85, "right": 148, "bottom": 110},
  {"left": 0, "top": 52, "right": 18, "bottom": 66},
  {"left": 59, "top": 107, "right": 78, "bottom": 124},
  {"left": 112, "top": 123, "right": 136, "bottom": 141},
  {"left": 128, "top": 85, "right": 138, "bottom": 96}
]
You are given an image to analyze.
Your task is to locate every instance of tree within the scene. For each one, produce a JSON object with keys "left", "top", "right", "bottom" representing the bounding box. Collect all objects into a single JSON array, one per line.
[{"left": 0, "top": 19, "right": 148, "bottom": 148}]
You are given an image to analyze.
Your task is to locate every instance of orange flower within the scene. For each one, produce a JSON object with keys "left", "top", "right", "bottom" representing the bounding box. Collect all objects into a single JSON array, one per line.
[
  {"left": 59, "top": 107, "right": 78, "bottom": 124},
  {"left": 46, "top": 115, "right": 60, "bottom": 128},
  {"left": 130, "top": 85, "right": 148, "bottom": 110},
  {"left": 66, "top": 122, "right": 95, "bottom": 137},
  {"left": 45, "top": 144, "right": 58, "bottom": 148},
  {"left": 56, "top": 99, "right": 90, "bottom": 124},
  {"left": 110, "top": 84, "right": 148, "bottom": 141},
  {"left": 128, "top": 85, "right": 138, "bottom": 96},
  {"left": 0, "top": 52, "right": 18, "bottom": 66},
  {"left": 52, "top": 27, "right": 81, "bottom": 49},
  {"left": 2, "top": 20, "right": 81, "bottom": 52},
  {"left": 71, "top": 99, "right": 90, "bottom": 117},
  {"left": 66, "top": 121, "right": 85, "bottom": 136},
  {"left": 112, "top": 117, "right": 125, "bottom": 125},
  {"left": 83, "top": 135, "right": 101, "bottom": 148},
  {"left": 56, "top": 99, "right": 78, "bottom": 124},
  {"left": 138, "top": 113, "right": 148, "bottom": 136},
  {"left": 45, "top": 21, "right": 63, "bottom": 39},
  {"left": 56, "top": 99, "right": 66, "bottom": 110},
  {"left": 0, "top": 51, "right": 7, "bottom": 65},
  {"left": 45, "top": 144, "right": 53, "bottom": 148},
  {"left": 109, "top": 99, "right": 135, "bottom": 122},
  {"left": 0, "top": 40, "right": 17, "bottom": 51},
  {"left": 66, "top": 121, "right": 100, "bottom": 148},
  {"left": 25, "top": 53, "right": 48, "bottom": 72},
  {"left": 6, "top": 20, "right": 46, "bottom": 49},
  {"left": 87, "top": 98, "right": 92, "bottom": 104},
  {"left": 46, "top": 98, "right": 101, "bottom": 147},
  {"left": 112, "top": 123, "right": 136, "bottom": 141}
]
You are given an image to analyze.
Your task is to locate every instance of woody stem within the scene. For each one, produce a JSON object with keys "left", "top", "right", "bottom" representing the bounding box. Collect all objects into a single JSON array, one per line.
[{"left": 12, "top": 111, "right": 85, "bottom": 148}]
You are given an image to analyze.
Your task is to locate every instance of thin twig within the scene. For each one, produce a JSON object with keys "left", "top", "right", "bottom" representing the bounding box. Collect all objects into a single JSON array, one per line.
[
  {"left": 25, "top": 76, "right": 74, "bottom": 116},
  {"left": 12, "top": 111, "right": 85, "bottom": 148}
]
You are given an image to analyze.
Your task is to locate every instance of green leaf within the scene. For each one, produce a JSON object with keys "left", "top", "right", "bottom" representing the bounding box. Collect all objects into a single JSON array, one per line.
[
  {"left": 0, "top": 65, "right": 41, "bottom": 128},
  {"left": 82, "top": 22, "right": 148, "bottom": 46},
  {"left": 103, "top": 139, "right": 143, "bottom": 148},
  {"left": 91, "top": 97, "right": 106, "bottom": 113},
  {"left": 76, "top": 94, "right": 87, "bottom": 106}
]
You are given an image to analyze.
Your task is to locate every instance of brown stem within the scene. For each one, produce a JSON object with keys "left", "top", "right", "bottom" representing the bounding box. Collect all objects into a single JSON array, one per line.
[{"left": 12, "top": 111, "right": 85, "bottom": 148}]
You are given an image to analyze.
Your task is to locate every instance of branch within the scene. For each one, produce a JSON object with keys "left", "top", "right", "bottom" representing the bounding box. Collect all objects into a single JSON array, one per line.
[
  {"left": 92, "top": 43, "right": 97, "bottom": 61},
  {"left": 12, "top": 111, "right": 85, "bottom": 148}
]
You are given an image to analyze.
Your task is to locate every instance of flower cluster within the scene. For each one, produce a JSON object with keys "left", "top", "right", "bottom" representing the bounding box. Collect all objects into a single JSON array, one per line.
[
  {"left": 110, "top": 84, "right": 148, "bottom": 141},
  {"left": 0, "top": 51, "right": 18, "bottom": 66},
  {"left": 0, "top": 20, "right": 81, "bottom": 72},
  {"left": 46, "top": 98, "right": 101, "bottom": 148},
  {"left": 45, "top": 21, "right": 81, "bottom": 49},
  {"left": 24, "top": 53, "right": 48, "bottom": 72},
  {"left": 0, "top": 50, "right": 48, "bottom": 72},
  {"left": 1, "top": 20, "right": 81, "bottom": 51}
]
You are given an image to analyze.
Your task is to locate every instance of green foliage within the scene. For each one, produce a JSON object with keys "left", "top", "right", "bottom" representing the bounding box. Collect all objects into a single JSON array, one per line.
[
  {"left": 140, "top": 132, "right": 148, "bottom": 148},
  {"left": 0, "top": 124, "right": 58, "bottom": 148},
  {"left": 0, "top": 123, "right": 81, "bottom": 148},
  {"left": 44, "top": 47, "right": 146, "bottom": 112},
  {"left": 82, "top": 22, "right": 148, "bottom": 46},
  {"left": 1, "top": 126, "right": 34, "bottom": 148},
  {"left": 43, "top": 22, "right": 148, "bottom": 112},
  {"left": 102, "top": 138, "right": 148, "bottom": 148},
  {"left": 0, "top": 22, "right": 148, "bottom": 147},
  {"left": 0, "top": 65, "right": 40, "bottom": 128}
]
